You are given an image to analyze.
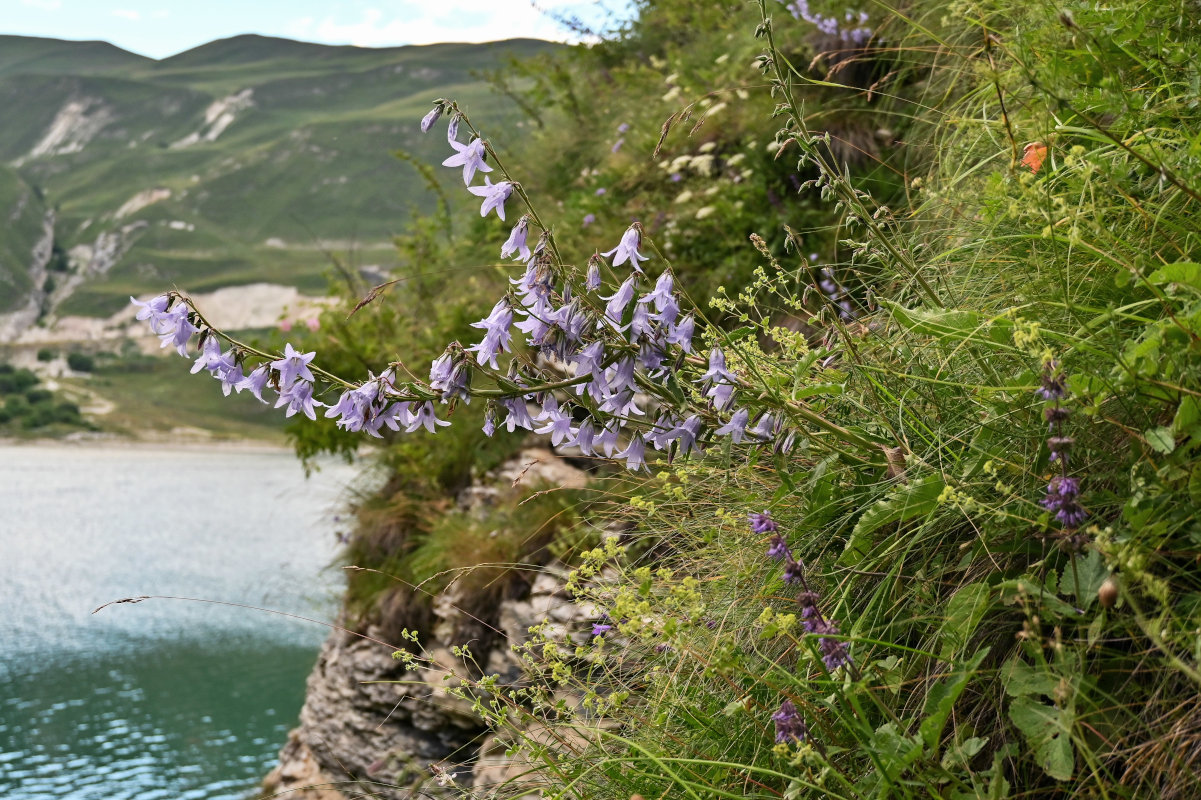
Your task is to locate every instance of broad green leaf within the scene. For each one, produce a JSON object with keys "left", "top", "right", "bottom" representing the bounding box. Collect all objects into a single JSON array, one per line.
[
  {"left": 1063, "top": 549, "right": 1109, "bottom": 609},
  {"left": 940, "top": 582, "right": 992, "bottom": 660},
  {"left": 941, "top": 736, "right": 989, "bottom": 770},
  {"left": 1173, "top": 395, "right": 1201, "bottom": 434},
  {"left": 851, "top": 474, "right": 945, "bottom": 540},
  {"left": 1144, "top": 425, "right": 1176, "bottom": 454},
  {"left": 1001, "top": 657, "right": 1060, "bottom": 698},
  {"left": 1008, "top": 696, "right": 1074, "bottom": 781},
  {"left": 1148, "top": 261, "right": 1201, "bottom": 292}
]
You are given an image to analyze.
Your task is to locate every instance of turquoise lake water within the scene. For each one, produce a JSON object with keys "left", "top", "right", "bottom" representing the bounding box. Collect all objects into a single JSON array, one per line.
[{"left": 0, "top": 444, "right": 357, "bottom": 799}]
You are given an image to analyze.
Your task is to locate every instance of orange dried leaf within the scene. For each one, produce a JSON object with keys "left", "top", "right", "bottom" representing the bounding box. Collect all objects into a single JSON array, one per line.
[{"left": 1021, "top": 141, "right": 1048, "bottom": 173}]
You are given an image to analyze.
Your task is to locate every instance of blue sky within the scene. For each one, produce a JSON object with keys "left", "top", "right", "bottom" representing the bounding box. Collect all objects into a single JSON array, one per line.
[{"left": 3, "top": 0, "right": 630, "bottom": 59}]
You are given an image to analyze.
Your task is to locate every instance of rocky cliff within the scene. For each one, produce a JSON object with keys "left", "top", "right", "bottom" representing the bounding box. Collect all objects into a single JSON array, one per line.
[{"left": 262, "top": 447, "right": 594, "bottom": 799}]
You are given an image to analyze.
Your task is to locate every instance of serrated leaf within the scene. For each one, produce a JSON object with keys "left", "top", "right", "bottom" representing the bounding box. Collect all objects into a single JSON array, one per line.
[
  {"left": 793, "top": 381, "right": 844, "bottom": 400},
  {"left": 1145, "top": 425, "right": 1176, "bottom": 454},
  {"left": 1008, "top": 696, "right": 1074, "bottom": 781},
  {"left": 1148, "top": 261, "right": 1201, "bottom": 292},
  {"left": 851, "top": 474, "right": 945, "bottom": 540}
]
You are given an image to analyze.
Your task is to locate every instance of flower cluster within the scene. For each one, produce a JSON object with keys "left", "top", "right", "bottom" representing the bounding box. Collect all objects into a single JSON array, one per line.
[
  {"left": 132, "top": 99, "right": 806, "bottom": 477},
  {"left": 751, "top": 510, "right": 851, "bottom": 747},
  {"left": 1037, "top": 361, "right": 1087, "bottom": 533},
  {"left": 782, "top": 0, "right": 873, "bottom": 46}
]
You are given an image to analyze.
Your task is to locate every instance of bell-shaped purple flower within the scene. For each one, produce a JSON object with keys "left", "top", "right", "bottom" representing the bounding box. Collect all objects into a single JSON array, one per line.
[
  {"left": 666, "top": 313, "right": 695, "bottom": 353},
  {"left": 601, "top": 224, "right": 650, "bottom": 272},
  {"left": 406, "top": 400, "right": 451, "bottom": 434},
  {"left": 271, "top": 343, "right": 316, "bottom": 392},
  {"left": 156, "top": 304, "right": 198, "bottom": 357},
  {"left": 715, "top": 408, "right": 749, "bottom": 443},
  {"left": 617, "top": 432, "right": 647, "bottom": 471},
  {"left": 585, "top": 255, "right": 603, "bottom": 292},
  {"left": 501, "top": 216, "right": 532, "bottom": 261},
  {"left": 468, "top": 177, "right": 513, "bottom": 221},
  {"left": 442, "top": 136, "right": 492, "bottom": 185},
  {"left": 603, "top": 276, "right": 637, "bottom": 327},
  {"left": 275, "top": 379, "right": 320, "bottom": 421},
  {"left": 237, "top": 364, "right": 272, "bottom": 403}
]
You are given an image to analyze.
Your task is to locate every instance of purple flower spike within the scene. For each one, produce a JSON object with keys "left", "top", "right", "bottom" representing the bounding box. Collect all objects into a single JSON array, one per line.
[
  {"left": 783, "top": 556, "right": 805, "bottom": 585},
  {"left": 602, "top": 224, "right": 650, "bottom": 273},
  {"left": 468, "top": 177, "right": 513, "bottom": 221},
  {"left": 772, "top": 700, "right": 808, "bottom": 744},
  {"left": 501, "top": 216, "right": 532, "bottom": 261},
  {"left": 442, "top": 136, "right": 492, "bottom": 185},
  {"left": 767, "top": 533, "right": 790, "bottom": 560},
  {"left": 749, "top": 510, "right": 779, "bottom": 534}
]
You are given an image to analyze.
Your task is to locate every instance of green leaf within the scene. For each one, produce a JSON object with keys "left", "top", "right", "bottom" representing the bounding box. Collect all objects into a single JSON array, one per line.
[
  {"left": 1145, "top": 425, "right": 1176, "bottom": 454},
  {"left": 882, "top": 300, "right": 1014, "bottom": 348},
  {"left": 1008, "top": 696, "right": 1074, "bottom": 781},
  {"left": 1001, "top": 657, "right": 1060, "bottom": 698},
  {"left": 1148, "top": 261, "right": 1201, "bottom": 292},
  {"left": 920, "top": 649, "right": 989, "bottom": 750},
  {"left": 851, "top": 474, "right": 945, "bottom": 539},
  {"left": 793, "top": 381, "right": 844, "bottom": 400},
  {"left": 939, "top": 582, "right": 992, "bottom": 660},
  {"left": 1173, "top": 395, "right": 1201, "bottom": 434},
  {"left": 1063, "top": 549, "right": 1109, "bottom": 609}
]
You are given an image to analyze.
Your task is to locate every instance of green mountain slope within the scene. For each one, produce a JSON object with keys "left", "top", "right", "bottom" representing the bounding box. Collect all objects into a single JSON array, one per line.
[{"left": 0, "top": 34, "right": 555, "bottom": 321}]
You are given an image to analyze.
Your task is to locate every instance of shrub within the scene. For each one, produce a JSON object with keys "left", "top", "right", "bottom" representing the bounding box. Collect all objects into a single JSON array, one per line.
[{"left": 66, "top": 352, "right": 94, "bottom": 372}]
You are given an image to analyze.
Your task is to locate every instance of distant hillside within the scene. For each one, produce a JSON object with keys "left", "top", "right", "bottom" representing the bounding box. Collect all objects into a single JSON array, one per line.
[{"left": 0, "top": 34, "right": 556, "bottom": 326}]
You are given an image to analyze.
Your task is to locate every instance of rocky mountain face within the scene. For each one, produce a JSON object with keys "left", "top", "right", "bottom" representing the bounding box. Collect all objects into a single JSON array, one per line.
[
  {"left": 0, "top": 34, "right": 553, "bottom": 331},
  {"left": 261, "top": 448, "right": 597, "bottom": 799}
]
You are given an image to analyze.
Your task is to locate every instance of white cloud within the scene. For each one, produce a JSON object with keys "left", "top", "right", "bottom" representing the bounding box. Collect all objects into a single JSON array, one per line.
[
  {"left": 281, "top": 1, "right": 616, "bottom": 48},
  {"left": 19, "top": 0, "right": 63, "bottom": 10},
  {"left": 111, "top": 9, "right": 141, "bottom": 21}
]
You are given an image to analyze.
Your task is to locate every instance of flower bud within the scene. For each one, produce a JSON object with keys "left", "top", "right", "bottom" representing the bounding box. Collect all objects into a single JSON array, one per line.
[{"left": 1098, "top": 575, "right": 1119, "bottom": 609}]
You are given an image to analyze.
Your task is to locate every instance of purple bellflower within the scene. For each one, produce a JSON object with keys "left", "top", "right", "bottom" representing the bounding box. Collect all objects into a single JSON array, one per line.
[
  {"left": 442, "top": 136, "right": 491, "bottom": 185},
  {"left": 131, "top": 294, "right": 170, "bottom": 329},
  {"left": 715, "top": 408, "right": 750, "bottom": 443},
  {"left": 666, "top": 313, "right": 695, "bottom": 353},
  {"left": 602, "top": 224, "right": 650, "bottom": 272},
  {"left": 275, "top": 380, "right": 320, "bottom": 421},
  {"left": 501, "top": 217, "right": 532, "bottom": 261},
  {"left": 468, "top": 177, "right": 513, "bottom": 221},
  {"left": 617, "top": 432, "right": 647, "bottom": 471},
  {"left": 237, "top": 365, "right": 272, "bottom": 402},
  {"left": 603, "top": 276, "right": 637, "bottom": 327},
  {"left": 156, "top": 304, "right": 198, "bottom": 356},
  {"left": 406, "top": 400, "right": 451, "bottom": 434},
  {"left": 586, "top": 256, "right": 603, "bottom": 291},
  {"left": 272, "top": 343, "right": 316, "bottom": 392}
]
